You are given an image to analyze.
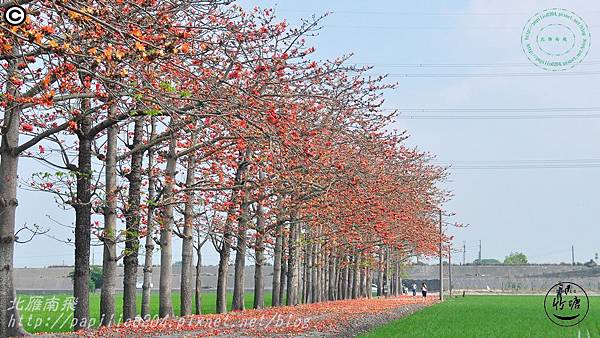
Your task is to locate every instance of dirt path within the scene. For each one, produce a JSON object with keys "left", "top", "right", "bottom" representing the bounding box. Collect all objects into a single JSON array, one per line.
[{"left": 52, "top": 296, "right": 435, "bottom": 337}]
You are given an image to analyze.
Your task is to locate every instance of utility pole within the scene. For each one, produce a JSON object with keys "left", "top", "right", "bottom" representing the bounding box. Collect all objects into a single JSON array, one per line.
[
  {"left": 478, "top": 240, "right": 482, "bottom": 264},
  {"left": 439, "top": 209, "right": 443, "bottom": 301},
  {"left": 463, "top": 241, "right": 466, "bottom": 266},
  {"left": 448, "top": 244, "right": 452, "bottom": 297},
  {"left": 572, "top": 245, "right": 575, "bottom": 266}
]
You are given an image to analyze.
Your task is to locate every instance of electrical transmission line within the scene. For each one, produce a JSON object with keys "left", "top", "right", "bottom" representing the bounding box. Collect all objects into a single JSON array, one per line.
[
  {"left": 354, "top": 60, "right": 600, "bottom": 68},
  {"left": 434, "top": 158, "right": 600, "bottom": 170},
  {"left": 369, "top": 70, "right": 600, "bottom": 78},
  {"left": 396, "top": 114, "right": 600, "bottom": 120},
  {"left": 385, "top": 107, "right": 600, "bottom": 120}
]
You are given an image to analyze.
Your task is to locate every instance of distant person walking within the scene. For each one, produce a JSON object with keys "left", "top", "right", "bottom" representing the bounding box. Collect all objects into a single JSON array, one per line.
[
  {"left": 421, "top": 282, "right": 428, "bottom": 300},
  {"left": 412, "top": 283, "right": 417, "bottom": 296}
]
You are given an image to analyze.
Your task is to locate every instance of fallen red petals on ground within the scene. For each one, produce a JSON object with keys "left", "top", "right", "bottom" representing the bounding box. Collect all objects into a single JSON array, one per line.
[{"left": 59, "top": 296, "right": 436, "bottom": 337}]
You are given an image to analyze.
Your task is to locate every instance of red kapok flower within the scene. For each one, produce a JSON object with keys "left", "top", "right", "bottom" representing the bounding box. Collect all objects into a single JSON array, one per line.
[{"left": 21, "top": 123, "right": 34, "bottom": 132}]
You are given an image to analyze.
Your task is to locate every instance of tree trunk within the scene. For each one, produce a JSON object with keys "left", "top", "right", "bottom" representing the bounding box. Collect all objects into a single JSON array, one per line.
[
  {"left": 311, "top": 242, "right": 317, "bottom": 303},
  {"left": 286, "top": 218, "right": 299, "bottom": 306},
  {"left": 123, "top": 118, "right": 144, "bottom": 321},
  {"left": 0, "top": 150, "right": 24, "bottom": 336},
  {"left": 341, "top": 260, "right": 348, "bottom": 299},
  {"left": 73, "top": 109, "right": 92, "bottom": 331},
  {"left": 337, "top": 265, "right": 343, "bottom": 300},
  {"left": 363, "top": 268, "right": 368, "bottom": 298},
  {"left": 158, "top": 136, "right": 177, "bottom": 318},
  {"left": 352, "top": 255, "right": 359, "bottom": 299},
  {"left": 279, "top": 227, "right": 287, "bottom": 305},
  {"left": 180, "top": 127, "right": 198, "bottom": 317},
  {"left": 0, "top": 59, "right": 27, "bottom": 336},
  {"left": 393, "top": 257, "right": 399, "bottom": 296},
  {"left": 216, "top": 153, "right": 249, "bottom": 313},
  {"left": 328, "top": 254, "right": 336, "bottom": 300},
  {"left": 296, "top": 226, "right": 302, "bottom": 303},
  {"left": 391, "top": 259, "right": 397, "bottom": 296},
  {"left": 320, "top": 249, "right": 326, "bottom": 302},
  {"left": 367, "top": 267, "right": 373, "bottom": 298},
  {"left": 253, "top": 196, "right": 266, "bottom": 309},
  {"left": 359, "top": 267, "right": 365, "bottom": 298},
  {"left": 313, "top": 246, "right": 319, "bottom": 303},
  {"left": 195, "top": 238, "right": 203, "bottom": 315},
  {"left": 377, "top": 250, "right": 383, "bottom": 297},
  {"left": 271, "top": 218, "right": 283, "bottom": 307},
  {"left": 384, "top": 247, "right": 390, "bottom": 297},
  {"left": 100, "top": 105, "right": 118, "bottom": 326},
  {"left": 303, "top": 242, "right": 311, "bottom": 304},
  {"left": 347, "top": 258, "right": 353, "bottom": 299},
  {"left": 141, "top": 117, "right": 156, "bottom": 319},
  {"left": 215, "top": 237, "right": 230, "bottom": 314},
  {"left": 231, "top": 194, "right": 249, "bottom": 311},
  {"left": 396, "top": 258, "right": 402, "bottom": 296}
]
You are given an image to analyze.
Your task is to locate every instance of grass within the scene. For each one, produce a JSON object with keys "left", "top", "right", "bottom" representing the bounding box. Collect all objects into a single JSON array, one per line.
[
  {"left": 362, "top": 295, "right": 600, "bottom": 338},
  {"left": 24, "top": 293, "right": 599, "bottom": 336},
  {"left": 17, "top": 291, "right": 272, "bottom": 333}
]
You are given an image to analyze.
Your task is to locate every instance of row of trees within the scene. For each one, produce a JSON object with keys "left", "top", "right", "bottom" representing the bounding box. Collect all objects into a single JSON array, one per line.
[
  {"left": 0, "top": 1, "right": 448, "bottom": 336},
  {"left": 470, "top": 252, "right": 528, "bottom": 265}
]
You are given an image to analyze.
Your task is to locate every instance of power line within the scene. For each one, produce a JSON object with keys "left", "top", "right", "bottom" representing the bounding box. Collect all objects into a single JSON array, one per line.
[
  {"left": 327, "top": 24, "right": 526, "bottom": 30},
  {"left": 447, "top": 164, "right": 600, "bottom": 170},
  {"left": 391, "top": 107, "right": 600, "bottom": 112},
  {"left": 434, "top": 159, "right": 600, "bottom": 170},
  {"left": 369, "top": 70, "right": 600, "bottom": 78},
  {"left": 326, "top": 24, "right": 600, "bottom": 31},
  {"left": 280, "top": 9, "right": 600, "bottom": 17},
  {"left": 437, "top": 159, "right": 600, "bottom": 164},
  {"left": 355, "top": 61, "right": 600, "bottom": 68},
  {"left": 396, "top": 114, "right": 600, "bottom": 120},
  {"left": 387, "top": 107, "right": 600, "bottom": 120}
]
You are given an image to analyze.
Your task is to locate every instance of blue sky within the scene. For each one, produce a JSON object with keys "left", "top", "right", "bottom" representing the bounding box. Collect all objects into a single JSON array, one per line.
[{"left": 14, "top": 0, "right": 600, "bottom": 266}]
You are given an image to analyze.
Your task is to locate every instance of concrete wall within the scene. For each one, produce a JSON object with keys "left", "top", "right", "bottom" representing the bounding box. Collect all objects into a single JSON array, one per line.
[
  {"left": 15, "top": 264, "right": 600, "bottom": 293},
  {"left": 405, "top": 265, "right": 600, "bottom": 292}
]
